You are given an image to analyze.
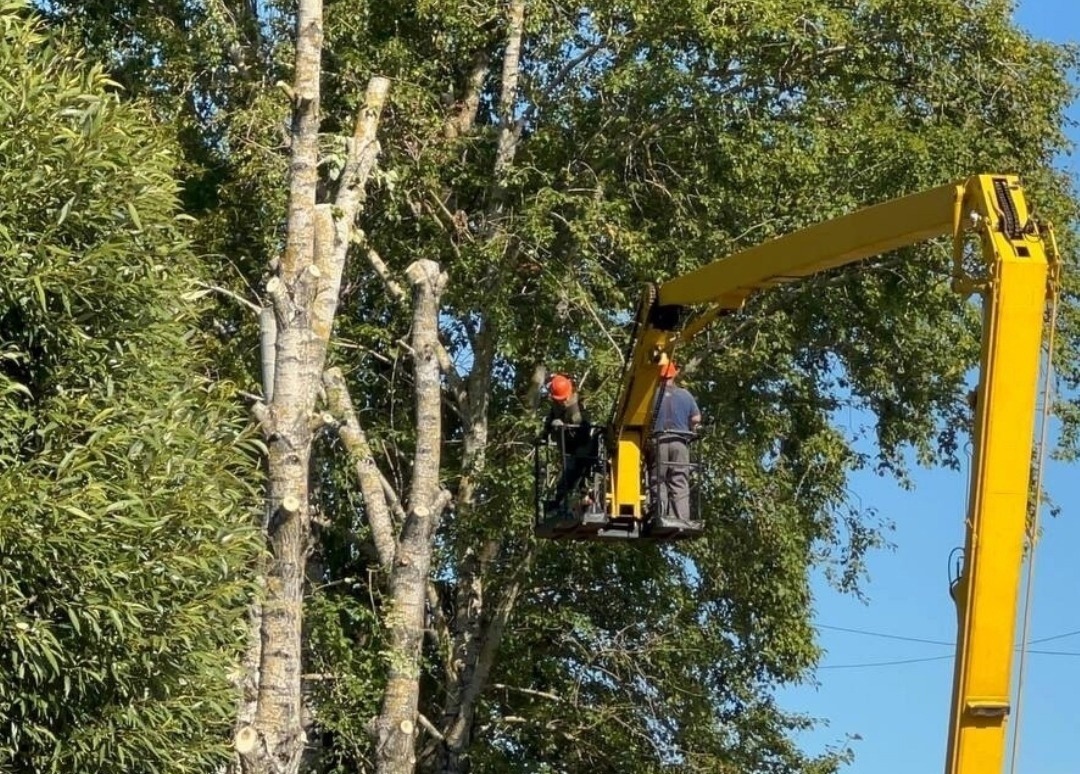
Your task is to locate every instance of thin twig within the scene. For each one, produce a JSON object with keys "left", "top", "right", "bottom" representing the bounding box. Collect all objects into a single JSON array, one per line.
[{"left": 193, "top": 281, "right": 262, "bottom": 314}]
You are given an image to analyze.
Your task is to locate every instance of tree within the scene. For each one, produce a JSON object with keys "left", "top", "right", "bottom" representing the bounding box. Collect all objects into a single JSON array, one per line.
[
  {"left": 29, "top": 0, "right": 1080, "bottom": 772},
  {"left": 0, "top": 4, "right": 261, "bottom": 771}
]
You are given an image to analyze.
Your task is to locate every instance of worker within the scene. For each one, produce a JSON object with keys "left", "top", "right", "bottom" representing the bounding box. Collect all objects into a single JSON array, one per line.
[
  {"left": 541, "top": 374, "right": 588, "bottom": 440},
  {"left": 540, "top": 374, "right": 595, "bottom": 513},
  {"left": 650, "top": 361, "right": 701, "bottom": 525}
]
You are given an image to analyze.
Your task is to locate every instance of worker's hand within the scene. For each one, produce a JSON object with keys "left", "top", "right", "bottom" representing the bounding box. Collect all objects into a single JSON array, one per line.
[{"left": 550, "top": 418, "right": 564, "bottom": 427}]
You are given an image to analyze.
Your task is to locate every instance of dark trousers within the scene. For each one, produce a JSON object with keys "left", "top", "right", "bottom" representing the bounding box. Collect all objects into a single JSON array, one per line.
[
  {"left": 554, "top": 441, "right": 595, "bottom": 503},
  {"left": 654, "top": 439, "right": 691, "bottom": 521}
]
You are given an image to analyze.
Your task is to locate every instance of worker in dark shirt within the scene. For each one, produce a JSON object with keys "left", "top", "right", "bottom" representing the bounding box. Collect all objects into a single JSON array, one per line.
[
  {"left": 651, "top": 361, "right": 701, "bottom": 524},
  {"left": 540, "top": 374, "right": 596, "bottom": 512},
  {"left": 542, "top": 374, "right": 588, "bottom": 441}
]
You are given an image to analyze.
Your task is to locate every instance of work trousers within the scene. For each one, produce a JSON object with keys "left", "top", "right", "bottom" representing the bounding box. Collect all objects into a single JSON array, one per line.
[{"left": 656, "top": 438, "right": 691, "bottom": 521}]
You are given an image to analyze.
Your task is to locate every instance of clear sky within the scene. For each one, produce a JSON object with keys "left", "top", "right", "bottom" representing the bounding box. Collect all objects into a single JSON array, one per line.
[{"left": 779, "top": 4, "right": 1080, "bottom": 773}]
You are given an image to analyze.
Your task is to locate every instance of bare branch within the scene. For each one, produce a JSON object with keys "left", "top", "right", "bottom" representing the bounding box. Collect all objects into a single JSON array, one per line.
[
  {"left": 435, "top": 341, "right": 469, "bottom": 412},
  {"left": 323, "top": 367, "right": 398, "bottom": 570},
  {"left": 491, "top": 683, "right": 562, "bottom": 703},
  {"left": 416, "top": 713, "right": 446, "bottom": 742},
  {"left": 427, "top": 582, "right": 452, "bottom": 666},
  {"left": 573, "top": 288, "right": 625, "bottom": 366},
  {"left": 334, "top": 76, "right": 392, "bottom": 219},
  {"left": 373, "top": 259, "right": 448, "bottom": 773},
  {"left": 309, "top": 77, "right": 390, "bottom": 344},
  {"left": 521, "top": 40, "right": 608, "bottom": 124},
  {"left": 259, "top": 307, "right": 278, "bottom": 401},
  {"left": 431, "top": 488, "right": 453, "bottom": 520},
  {"left": 193, "top": 280, "right": 262, "bottom": 314},
  {"left": 363, "top": 241, "right": 407, "bottom": 303},
  {"left": 380, "top": 472, "right": 408, "bottom": 524},
  {"left": 265, "top": 276, "right": 294, "bottom": 325},
  {"left": 493, "top": 0, "right": 526, "bottom": 182},
  {"left": 405, "top": 261, "right": 449, "bottom": 509},
  {"left": 252, "top": 402, "right": 274, "bottom": 437},
  {"left": 278, "top": 0, "right": 322, "bottom": 283},
  {"left": 444, "top": 52, "right": 490, "bottom": 140}
]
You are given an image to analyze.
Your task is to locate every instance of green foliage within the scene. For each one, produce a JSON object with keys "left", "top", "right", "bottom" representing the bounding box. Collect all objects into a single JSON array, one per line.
[
  {"left": 321, "top": 1, "right": 1077, "bottom": 770},
  {"left": 303, "top": 589, "right": 386, "bottom": 773},
  {"left": 32, "top": 0, "right": 1080, "bottom": 770},
  {"left": 0, "top": 5, "right": 260, "bottom": 771}
]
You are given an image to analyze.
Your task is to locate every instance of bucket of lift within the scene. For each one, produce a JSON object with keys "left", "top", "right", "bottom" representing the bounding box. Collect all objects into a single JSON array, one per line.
[{"left": 533, "top": 426, "right": 704, "bottom": 542}]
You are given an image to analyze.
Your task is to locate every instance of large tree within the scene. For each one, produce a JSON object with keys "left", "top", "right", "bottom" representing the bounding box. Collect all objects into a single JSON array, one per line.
[
  {"left": 0, "top": 4, "right": 260, "bottom": 771},
  {"left": 31, "top": 0, "right": 1080, "bottom": 772}
]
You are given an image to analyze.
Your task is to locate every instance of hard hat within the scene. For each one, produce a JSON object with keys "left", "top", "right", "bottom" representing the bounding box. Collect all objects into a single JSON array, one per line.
[
  {"left": 659, "top": 362, "right": 679, "bottom": 380},
  {"left": 549, "top": 374, "right": 573, "bottom": 401}
]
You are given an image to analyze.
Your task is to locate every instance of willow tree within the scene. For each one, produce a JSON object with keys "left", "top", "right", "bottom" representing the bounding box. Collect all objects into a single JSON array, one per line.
[
  {"left": 31, "top": 0, "right": 1079, "bottom": 772},
  {"left": 0, "top": 4, "right": 260, "bottom": 771}
]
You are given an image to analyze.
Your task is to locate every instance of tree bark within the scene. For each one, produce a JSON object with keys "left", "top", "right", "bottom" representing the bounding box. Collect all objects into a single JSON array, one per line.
[
  {"left": 422, "top": 5, "right": 528, "bottom": 772},
  {"left": 233, "top": 1, "right": 390, "bottom": 766},
  {"left": 323, "top": 366, "right": 397, "bottom": 571},
  {"left": 372, "top": 260, "right": 452, "bottom": 774},
  {"left": 235, "top": 4, "right": 323, "bottom": 771}
]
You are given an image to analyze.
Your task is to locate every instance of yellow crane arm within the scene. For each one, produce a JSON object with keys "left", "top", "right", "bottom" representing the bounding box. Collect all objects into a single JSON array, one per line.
[
  {"left": 613, "top": 181, "right": 963, "bottom": 439},
  {"left": 944, "top": 179, "right": 1052, "bottom": 774},
  {"left": 605, "top": 175, "right": 1056, "bottom": 774}
]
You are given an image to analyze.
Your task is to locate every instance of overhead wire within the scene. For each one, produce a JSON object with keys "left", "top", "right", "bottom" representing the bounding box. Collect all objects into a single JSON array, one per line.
[
  {"left": 818, "top": 648, "right": 1080, "bottom": 671},
  {"left": 815, "top": 622, "right": 1080, "bottom": 648},
  {"left": 816, "top": 623, "right": 953, "bottom": 647},
  {"left": 1030, "top": 628, "right": 1080, "bottom": 645},
  {"left": 819, "top": 655, "right": 954, "bottom": 670},
  {"left": 813, "top": 623, "right": 1080, "bottom": 671}
]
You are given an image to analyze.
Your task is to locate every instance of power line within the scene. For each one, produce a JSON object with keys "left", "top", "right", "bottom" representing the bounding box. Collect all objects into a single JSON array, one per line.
[
  {"left": 1023, "top": 649, "right": 1080, "bottom": 657},
  {"left": 816, "top": 623, "right": 1080, "bottom": 648},
  {"left": 816, "top": 623, "right": 952, "bottom": 646},
  {"left": 1031, "top": 628, "right": 1080, "bottom": 645},
  {"left": 818, "top": 649, "right": 1080, "bottom": 670},
  {"left": 819, "top": 655, "right": 953, "bottom": 670}
]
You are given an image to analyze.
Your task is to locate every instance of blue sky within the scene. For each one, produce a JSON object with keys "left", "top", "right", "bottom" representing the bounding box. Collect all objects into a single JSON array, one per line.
[{"left": 780, "top": 4, "right": 1080, "bottom": 772}]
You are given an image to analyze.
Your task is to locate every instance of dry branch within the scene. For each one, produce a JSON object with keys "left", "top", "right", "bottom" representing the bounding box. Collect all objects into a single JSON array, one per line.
[{"left": 323, "top": 367, "right": 398, "bottom": 570}]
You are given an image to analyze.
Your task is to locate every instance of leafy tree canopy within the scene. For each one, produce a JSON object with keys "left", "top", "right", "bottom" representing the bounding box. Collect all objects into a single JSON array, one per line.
[
  {"left": 27, "top": 0, "right": 1080, "bottom": 771},
  {"left": 0, "top": 4, "right": 260, "bottom": 771}
]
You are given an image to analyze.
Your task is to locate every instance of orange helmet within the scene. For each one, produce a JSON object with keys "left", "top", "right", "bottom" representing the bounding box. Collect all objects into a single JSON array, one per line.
[
  {"left": 549, "top": 373, "right": 573, "bottom": 402},
  {"left": 659, "top": 362, "right": 679, "bottom": 380}
]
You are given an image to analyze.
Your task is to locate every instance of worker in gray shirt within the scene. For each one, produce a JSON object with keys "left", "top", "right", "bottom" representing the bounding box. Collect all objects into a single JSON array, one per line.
[{"left": 651, "top": 361, "right": 701, "bottom": 525}]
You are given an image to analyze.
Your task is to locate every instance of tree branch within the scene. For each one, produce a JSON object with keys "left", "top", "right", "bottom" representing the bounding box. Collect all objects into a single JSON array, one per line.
[
  {"left": 444, "top": 52, "right": 490, "bottom": 140},
  {"left": 192, "top": 280, "right": 263, "bottom": 314},
  {"left": 372, "top": 260, "right": 447, "bottom": 773},
  {"left": 416, "top": 712, "right": 446, "bottom": 742},
  {"left": 334, "top": 76, "right": 392, "bottom": 221},
  {"left": 435, "top": 340, "right": 469, "bottom": 413},
  {"left": 491, "top": 682, "right": 562, "bottom": 703},
  {"left": 278, "top": 0, "right": 322, "bottom": 284},
  {"left": 493, "top": 0, "right": 526, "bottom": 184},
  {"left": 405, "top": 259, "right": 449, "bottom": 511},
  {"left": 363, "top": 241, "right": 407, "bottom": 304},
  {"left": 323, "top": 367, "right": 398, "bottom": 570},
  {"left": 310, "top": 76, "right": 391, "bottom": 343}
]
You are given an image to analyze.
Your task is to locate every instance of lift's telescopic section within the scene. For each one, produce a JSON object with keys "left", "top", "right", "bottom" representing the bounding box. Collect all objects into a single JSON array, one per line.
[
  {"left": 941, "top": 178, "right": 1053, "bottom": 774},
  {"left": 532, "top": 174, "right": 1059, "bottom": 774},
  {"left": 606, "top": 180, "right": 966, "bottom": 533}
]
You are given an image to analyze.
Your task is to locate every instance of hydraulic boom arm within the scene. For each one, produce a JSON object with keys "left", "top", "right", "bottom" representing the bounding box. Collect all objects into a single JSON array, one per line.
[{"left": 604, "top": 175, "right": 1056, "bottom": 774}]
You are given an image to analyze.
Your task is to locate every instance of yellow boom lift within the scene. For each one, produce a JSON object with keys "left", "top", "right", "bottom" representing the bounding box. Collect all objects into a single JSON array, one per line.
[{"left": 533, "top": 175, "right": 1059, "bottom": 774}]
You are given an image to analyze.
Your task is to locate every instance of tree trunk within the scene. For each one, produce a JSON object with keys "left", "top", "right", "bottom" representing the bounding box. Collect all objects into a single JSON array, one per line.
[
  {"left": 421, "top": 5, "right": 528, "bottom": 772},
  {"left": 231, "top": 0, "right": 390, "bottom": 766},
  {"left": 372, "top": 260, "right": 451, "bottom": 774},
  {"left": 234, "top": 3, "right": 323, "bottom": 770}
]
